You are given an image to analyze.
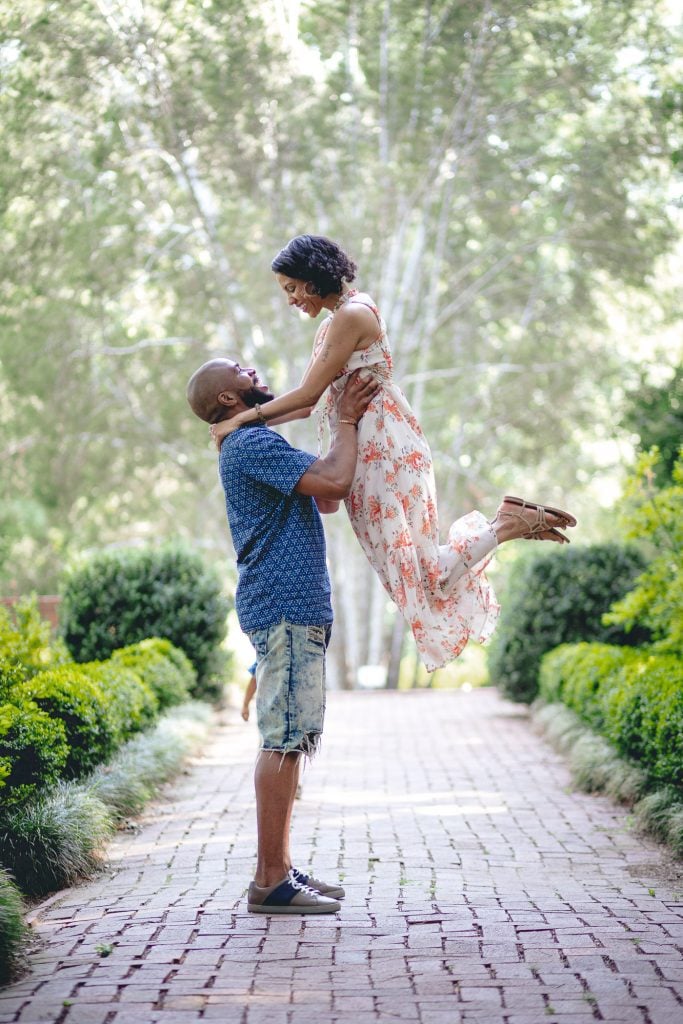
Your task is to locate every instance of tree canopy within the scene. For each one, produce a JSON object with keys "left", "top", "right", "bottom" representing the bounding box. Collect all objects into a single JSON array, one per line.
[{"left": 1, "top": 0, "right": 680, "bottom": 682}]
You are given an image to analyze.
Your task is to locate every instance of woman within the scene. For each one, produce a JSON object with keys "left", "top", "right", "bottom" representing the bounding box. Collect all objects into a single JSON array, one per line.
[{"left": 212, "top": 235, "right": 576, "bottom": 671}]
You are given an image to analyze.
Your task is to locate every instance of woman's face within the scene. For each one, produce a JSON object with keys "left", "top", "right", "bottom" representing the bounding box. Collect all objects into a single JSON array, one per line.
[{"left": 275, "top": 273, "right": 326, "bottom": 318}]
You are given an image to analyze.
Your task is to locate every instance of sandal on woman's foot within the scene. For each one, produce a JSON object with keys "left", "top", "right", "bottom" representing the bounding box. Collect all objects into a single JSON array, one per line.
[
  {"left": 528, "top": 526, "right": 570, "bottom": 544},
  {"left": 502, "top": 495, "right": 577, "bottom": 529},
  {"left": 498, "top": 500, "right": 575, "bottom": 542}
]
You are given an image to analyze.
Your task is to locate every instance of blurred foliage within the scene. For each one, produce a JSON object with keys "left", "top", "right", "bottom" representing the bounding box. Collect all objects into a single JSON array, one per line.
[
  {"left": 60, "top": 545, "right": 231, "bottom": 698},
  {"left": 0, "top": 596, "right": 70, "bottom": 677},
  {"left": 622, "top": 368, "right": 683, "bottom": 486},
  {"left": 0, "top": 0, "right": 680, "bottom": 674},
  {"left": 604, "top": 449, "right": 683, "bottom": 654},
  {"left": 487, "top": 543, "right": 650, "bottom": 703}
]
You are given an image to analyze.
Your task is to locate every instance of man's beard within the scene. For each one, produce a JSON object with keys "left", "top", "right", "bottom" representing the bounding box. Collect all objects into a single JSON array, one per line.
[{"left": 241, "top": 387, "right": 275, "bottom": 408}]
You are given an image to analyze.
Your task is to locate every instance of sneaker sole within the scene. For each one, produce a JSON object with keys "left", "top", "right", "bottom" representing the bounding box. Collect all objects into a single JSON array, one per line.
[{"left": 248, "top": 901, "right": 340, "bottom": 915}]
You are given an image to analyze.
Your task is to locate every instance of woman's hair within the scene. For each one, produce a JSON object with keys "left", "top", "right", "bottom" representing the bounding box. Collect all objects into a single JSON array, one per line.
[{"left": 271, "top": 235, "right": 357, "bottom": 297}]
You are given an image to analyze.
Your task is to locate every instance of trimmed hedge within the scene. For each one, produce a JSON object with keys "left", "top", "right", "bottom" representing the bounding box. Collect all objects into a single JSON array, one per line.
[
  {"left": 83, "top": 660, "right": 159, "bottom": 738},
  {"left": 0, "top": 613, "right": 220, "bottom": 981},
  {"left": 0, "top": 703, "right": 213, "bottom": 898},
  {"left": 111, "top": 639, "right": 193, "bottom": 710},
  {"left": 0, "top": 659, "right": 27, "bottom": 702},
  {"left": 11, "top": 667, "right": 118, "bottom": 780},
  {"left": 0, "top": 639, "right": 192, "bottom": 810},
  {"left": 487, "top": 543, "right": 649, "bottom": 703},
  {"left": 540, "top": 642, "right": 683, "bottom": 790},
  {"left": 60, "top": 545, "right": 231, "bottom": 698},
  {"left": 0, "top": 701, "right": 69, "bottom": 808}
]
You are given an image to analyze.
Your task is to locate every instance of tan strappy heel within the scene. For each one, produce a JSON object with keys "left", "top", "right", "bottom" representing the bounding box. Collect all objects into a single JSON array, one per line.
[
  {"left": 502, "top": 495, "right": 577, "bottom": 529},
  {"left": 498, "top": 496, "right": 577, "bottom": 543}
]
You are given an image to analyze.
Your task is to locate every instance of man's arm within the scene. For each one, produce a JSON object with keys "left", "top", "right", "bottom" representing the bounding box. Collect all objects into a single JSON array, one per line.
[{"left": 295, "top": 373, "right": 378, "bottom": 501}]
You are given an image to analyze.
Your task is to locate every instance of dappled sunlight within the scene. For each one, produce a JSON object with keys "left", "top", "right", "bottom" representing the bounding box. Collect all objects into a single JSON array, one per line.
[
  {"left": 302, "top": 786, "right": 501, "bottom": 807},
  {"left": 416, "top": 802, "right": 508, "bottom": 817}
]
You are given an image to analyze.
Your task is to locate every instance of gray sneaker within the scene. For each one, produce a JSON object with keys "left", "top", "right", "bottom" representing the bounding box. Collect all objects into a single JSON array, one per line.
[
  {"left": 247, "top": 870, "right": 341, "bottom": 915},
  {"left": 291, "top": 867, "right": 345, "bottom": 900}
]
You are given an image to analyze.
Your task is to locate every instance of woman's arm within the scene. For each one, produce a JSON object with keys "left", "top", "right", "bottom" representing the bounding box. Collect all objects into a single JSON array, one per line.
[
  {"left": 233, "top": 305, "right": 370, "bottom": 428},
  {"left": 265, "top": 407, "right": 314, "bottom": 426}
]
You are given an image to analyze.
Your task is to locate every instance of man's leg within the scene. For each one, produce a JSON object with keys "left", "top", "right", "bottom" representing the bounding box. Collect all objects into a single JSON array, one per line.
[
  {"left": 283, "top": 754, "right": 301, "bottom": 864},
  {"left": 254, "top": 750, "right": 301, "bottom": 887},
  {"left": 248, "top": 622, "right": 340, "bottom": 912}
]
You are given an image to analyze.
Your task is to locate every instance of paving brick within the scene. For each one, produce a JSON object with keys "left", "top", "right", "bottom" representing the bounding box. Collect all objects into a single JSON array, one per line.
[{"left": 2, "top": 691, "right": 682, "bottom": 1024}]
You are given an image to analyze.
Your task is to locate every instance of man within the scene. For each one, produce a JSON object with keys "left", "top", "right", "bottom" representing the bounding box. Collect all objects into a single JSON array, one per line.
[{"left": 186, "top": 358, "right": 377, "bottom": 914}]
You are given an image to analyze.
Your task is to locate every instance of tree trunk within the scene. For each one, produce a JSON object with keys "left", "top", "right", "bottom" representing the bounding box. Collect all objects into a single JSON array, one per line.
[{"left": 385, "top": 612, "right": 406, "bottom": 690}]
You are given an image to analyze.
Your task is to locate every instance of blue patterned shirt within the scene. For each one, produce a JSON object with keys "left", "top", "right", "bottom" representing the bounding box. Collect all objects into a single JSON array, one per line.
[{"left": 219, "top": 426, "right": 333, "bottom": 632}]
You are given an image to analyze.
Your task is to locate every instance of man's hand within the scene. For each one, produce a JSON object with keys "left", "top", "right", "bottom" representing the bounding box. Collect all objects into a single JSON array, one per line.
[
  {"left": 295, "top": 373, "right": 379, "bottom": 501},
  {"left": 337, "top": 371, "right": 380, "bottom": 426}
]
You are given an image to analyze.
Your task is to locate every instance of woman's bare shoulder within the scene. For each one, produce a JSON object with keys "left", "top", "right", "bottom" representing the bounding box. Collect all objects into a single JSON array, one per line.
[{"left": 333, "top": 299, "right": 380, "bottom": 336}]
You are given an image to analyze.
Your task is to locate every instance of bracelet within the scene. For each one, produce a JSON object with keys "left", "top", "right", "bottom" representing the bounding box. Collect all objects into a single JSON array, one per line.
[
  {"left": 338, "top": 418, "right": 357, "bottom": 427},
  {"left": 253, "top": 404, "right": 267, "bottom": 425}
]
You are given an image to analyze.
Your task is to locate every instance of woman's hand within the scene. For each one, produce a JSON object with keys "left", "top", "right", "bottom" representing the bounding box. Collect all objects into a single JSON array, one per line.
[{"left": 209, "top": 415, "right": 246, "bottom": 450}]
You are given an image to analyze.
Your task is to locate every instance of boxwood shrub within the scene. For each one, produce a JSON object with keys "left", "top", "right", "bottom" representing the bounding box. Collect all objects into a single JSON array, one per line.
[
  {"left": 60, "top": 545, "right": 231, "bottom": 697},
  {"left": 0, "top": 659, "right": 27, "bottom": 702},
  {"left": 487, "top": 543, "right": 649, "bottom": 703},
  {"left": 0, "top": 632, "right": 198, "bottom": 811},
  {"left": 144, "top": 638, "right": 197, "bottom": 689},
  {"left": 82, "top": 660, "right": 159, "bottom": 740},
  {"left": 11, "top": 667, "right": 117, "bottom": 778},
  {"left": 540, "top": 643, "right": 683, "bottom": 790},
  {"left": 539, "top": 642, "right": 640, "bottom": 730},
  {"left": 0, "top": 597, "right": 70, "bottom": 678},
  {"left": 111, "top": 640, "right": 191, "bottom": 710},
  {"left": 0, "top": 701, "right": 69, "bottom": 808}
]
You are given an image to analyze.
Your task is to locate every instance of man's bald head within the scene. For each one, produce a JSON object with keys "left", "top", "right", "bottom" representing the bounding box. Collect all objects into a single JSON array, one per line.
[
  {"left": 186, "top": 358, "right": 274, "bottom": 424},
  {"left": 186, "top": 359, "right": 241, "bottom": 424}
]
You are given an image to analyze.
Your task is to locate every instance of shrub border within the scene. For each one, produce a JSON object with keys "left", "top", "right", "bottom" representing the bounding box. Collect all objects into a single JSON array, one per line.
[
  {"left": 0, "top": 700, "right": 214, "bottom": 984},
  {"left": 532, "top": 699, "right": 683, "bottom": 857}
]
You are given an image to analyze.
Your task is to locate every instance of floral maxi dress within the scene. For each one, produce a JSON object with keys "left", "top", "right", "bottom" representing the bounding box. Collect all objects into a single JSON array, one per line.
[{"left": 316, "top": 291, "right": 500, "bottom": 672}]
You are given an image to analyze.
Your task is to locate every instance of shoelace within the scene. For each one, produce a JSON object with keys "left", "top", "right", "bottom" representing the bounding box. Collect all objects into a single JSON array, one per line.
[{"left": 287, "top": 869, "right": 320, "bottom": 897}]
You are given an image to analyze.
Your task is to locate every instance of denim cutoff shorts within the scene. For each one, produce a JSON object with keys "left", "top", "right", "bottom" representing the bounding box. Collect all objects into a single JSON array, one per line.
[{"left": 247, "top": 619, "right": 331, "bottom": 756}]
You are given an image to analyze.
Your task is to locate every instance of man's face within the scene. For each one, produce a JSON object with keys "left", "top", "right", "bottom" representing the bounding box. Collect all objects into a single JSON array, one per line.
[{"left": 225, "top": 360, "right": 275, "bottom": 407}]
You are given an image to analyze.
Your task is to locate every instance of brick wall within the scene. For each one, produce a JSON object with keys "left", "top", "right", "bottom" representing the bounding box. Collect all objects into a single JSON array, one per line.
[{"left": 0, "top": 596, "right": 61, "bottom": 630}]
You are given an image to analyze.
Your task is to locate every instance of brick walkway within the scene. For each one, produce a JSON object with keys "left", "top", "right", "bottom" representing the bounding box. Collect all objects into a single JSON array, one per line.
[{"left": 2, "top": 689, "right": 682, "bottom": 1024}]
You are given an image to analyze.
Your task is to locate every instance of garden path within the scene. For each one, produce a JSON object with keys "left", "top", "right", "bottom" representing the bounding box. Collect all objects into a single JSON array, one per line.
[{"left": 2, "top": 688, "right": 683, "bottom": 1024}]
